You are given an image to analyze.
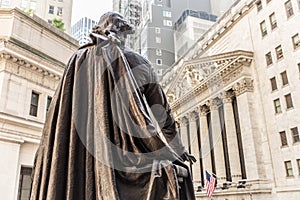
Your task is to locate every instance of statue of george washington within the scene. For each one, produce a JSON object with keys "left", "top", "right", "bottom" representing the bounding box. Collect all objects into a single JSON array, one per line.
[{"left": 30, "top": 12, "right": 196, "bottom": 200}]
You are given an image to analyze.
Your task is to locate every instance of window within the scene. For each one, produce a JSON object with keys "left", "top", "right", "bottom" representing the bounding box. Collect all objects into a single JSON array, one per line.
[
  {"left": 285, "top": 0, "right": 294, "bottom": 18},
  {"left": 47, "top": 96, "right": 52, "bottom": 112},
  {"left": 297, "top": 159, "right": 300, "bottom": 175},
  {"left": 292, "top": 33, "right": 300, "bottom": 49},
  {"left": 281, "top": 71, "right": 289, "bottom": 86},
  {"left": 157, "top": 69, "right": 164, "bottom": 76},
  {"left": 298, "top": 63, "right": 300, "bottom": 76},
  {"left": 256, "top": 0, "right": 262, "bottom": 11},
  {"left": 155, "top": 27, "right": 161, "bottom": 34},
  {"left": 275, "top": 45, "right": 283, "bottom": 60},
  {"left": 284, "top": 161, "right": 293, "bottom": 177},
  {"left": 273, "top": 98, "right": 282, "bottom": 114},
  {"left": 291, "top": 127, "right": 300, "bottom": 143},
  {"left": 58, "top": 0, "right": 63, "bottom": 2},
  {"left": 30, "top": 91, "right": 39, "bottom": 116},
  {"left": 155, "top": 37, "right": 161, "bottom": 43},
  {"left": 163, "top": 19, "right": 172, "bottom": 26},
  {"left": 270, "top": 77, "right": 277, "bottom": 91},
  {"left": 265, "top": 52, "right": 273, "bottom": 66},
  {"left": 48, "top": 19, "right": 52, "bottom": 24},
  {"left": 49, "top": 5, "right": 54, "bottom": 14},
  {"left": 285, "top": 93, "right": 293, "bottom": 109},
  {"left": 280, "top": 131, "right": 288, "bottom": 146},
  {"left": 266, "top": 0, "right": 272, "bottom": 3},
  {"left": 269, "top": 13, "right": 277, "bottom": 30},
  {"left": 17, "top": 167, "right": 32, "bottom": 200},
  {"left": 156, "top": 59, "right": 162, "bottom": 65},
  {"left": 163, "top": 11, "right": 172, "bottom": 18},
  {"left": 57, "top": 7, "right": 63, "bottom": 16},
  {"left": 156, "top": 49, "right": 162, "bottom": 56},
  {"left": 260, "top": 20, "right": 267, "bottom": 37}
]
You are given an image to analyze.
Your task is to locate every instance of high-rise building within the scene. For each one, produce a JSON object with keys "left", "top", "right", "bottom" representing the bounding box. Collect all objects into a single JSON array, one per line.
[
  {"left": 174, "top": 9, "right": 217, "bottom": 61},
  {"left": 124, "top": 0, "right": 142, "bottom": 50},
  {"left": 161, "top": 0, "right": 300, "bottom": 199},
  {"left": 113, "top": 0, "right": 142, "bottom": 50},
  {"left": 113, "top": 0, "right": 127, "bottom": 16},
  {"left": 139, "top": 0, "right": 225, "bottom": 79},
  {"left": 0, "top": 0, "right": 73, "bottom": 33},
  {"left": 71, "top": 17, "right": 98, "bottom": 46},
  {"left": 139, "top": 0, "right": 174, "bottom": 77},
  {"left": 0, "top": 8, "right": 78, "bottom": 199}
]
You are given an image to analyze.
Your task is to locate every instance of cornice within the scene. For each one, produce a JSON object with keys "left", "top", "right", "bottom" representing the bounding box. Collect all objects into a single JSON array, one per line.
[
  {"left": 164, "top": 50, "right": 253, "bottom": 111},
  {"left": 0, "top": 40, "right": 63, "bottom": 80},
  {"left": 162, "top": 50, "right": 253, "bottom": 88},
  {"left": 0, "top": 8, "right": 78, "bottom": 46},
  {"left": 0, "top": 129, "right": 41, "bottom": 144},
  {"left": 0, "top": 112, "right": 44, "bottom": 130}
]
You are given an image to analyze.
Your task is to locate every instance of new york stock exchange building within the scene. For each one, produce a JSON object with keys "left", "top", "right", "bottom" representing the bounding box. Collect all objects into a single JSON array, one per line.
[
  {"left": 0, "top": 0, "right": 300, "bottom": 200},
  {"left": 160, "top": 0, "right": 300, "bottom": 199}
]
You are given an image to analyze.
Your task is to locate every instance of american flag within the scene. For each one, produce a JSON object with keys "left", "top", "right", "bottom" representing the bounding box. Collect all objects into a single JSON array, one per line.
[{"left": 206, "top": 170, "right": 216, "bottom": 197}]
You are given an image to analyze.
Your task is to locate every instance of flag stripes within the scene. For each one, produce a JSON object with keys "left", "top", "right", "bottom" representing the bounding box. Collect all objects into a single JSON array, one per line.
[{"left": 205, "top": 170, "right": 216, "bottom": 197}]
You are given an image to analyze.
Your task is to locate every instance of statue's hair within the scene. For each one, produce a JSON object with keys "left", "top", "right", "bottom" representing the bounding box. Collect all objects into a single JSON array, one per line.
[{"left": 92, "top": 11, "right": 131, "bottom": 35}]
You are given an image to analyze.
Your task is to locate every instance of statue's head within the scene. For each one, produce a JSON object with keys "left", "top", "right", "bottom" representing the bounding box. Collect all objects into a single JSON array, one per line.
[{"left": 92, "top": 12, "right": 134, "bottom": 44}]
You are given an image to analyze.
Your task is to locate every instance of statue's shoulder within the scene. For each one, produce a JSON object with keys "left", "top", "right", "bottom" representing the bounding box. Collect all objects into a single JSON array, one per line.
[{"left": 123, "top": 48, "right": 152, "bottom": 68}]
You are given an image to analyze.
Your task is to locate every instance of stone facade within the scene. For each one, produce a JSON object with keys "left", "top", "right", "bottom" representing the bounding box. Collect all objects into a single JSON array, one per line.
[
  {"left": 0, "top": 0, "right": 73, "bottom": 33},
  {"left": 162, "top": 0, "right": 300, "bottom": 199},
  {"left": 0, "top": 8, "right": 78, "bottom": 199}
]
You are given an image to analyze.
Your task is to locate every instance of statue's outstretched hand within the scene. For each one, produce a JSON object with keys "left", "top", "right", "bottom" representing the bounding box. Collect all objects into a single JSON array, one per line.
[{"left": 181, "top": 150, "right": 197, "bottom": 164}]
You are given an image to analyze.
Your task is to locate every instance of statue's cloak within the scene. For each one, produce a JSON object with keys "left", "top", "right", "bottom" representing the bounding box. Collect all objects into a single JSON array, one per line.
[{"left": 30, "top": 39, "right": 195, "bottom": 200}]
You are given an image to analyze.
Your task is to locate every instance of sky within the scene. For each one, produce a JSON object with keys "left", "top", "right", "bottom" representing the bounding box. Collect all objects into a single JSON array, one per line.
[{"left": 71, "top": 0, "right": 113, "bottom": 25}]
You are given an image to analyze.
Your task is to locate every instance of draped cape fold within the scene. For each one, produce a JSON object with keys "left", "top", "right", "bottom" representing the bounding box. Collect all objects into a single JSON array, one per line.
[{"left": 30, "top": 39, "right": 195, "bottom": 200}]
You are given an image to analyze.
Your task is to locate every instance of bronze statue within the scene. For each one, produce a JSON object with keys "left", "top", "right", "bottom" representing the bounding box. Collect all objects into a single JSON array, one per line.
[{"left": 30, "top": 12, "right": 196, "bottom": 200}]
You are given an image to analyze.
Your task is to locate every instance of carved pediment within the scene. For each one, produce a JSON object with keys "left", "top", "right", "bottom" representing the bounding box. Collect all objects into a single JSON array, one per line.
[
  {"left": 165, "top": 50, "right": 253, "bottom": 105},
  {"left": 166, "top": 64, "right": 206, "bottom": 104}
]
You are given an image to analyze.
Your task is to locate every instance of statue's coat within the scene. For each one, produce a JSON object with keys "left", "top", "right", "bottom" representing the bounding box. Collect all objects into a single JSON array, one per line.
[{"left": 30, "top": 36, "right": 195, "bottom": 200}]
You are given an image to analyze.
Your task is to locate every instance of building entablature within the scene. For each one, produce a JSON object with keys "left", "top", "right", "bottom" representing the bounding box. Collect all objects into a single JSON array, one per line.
[
  {"left": 0, "top": 8, "right": 78, "bottom": 65},
  {"left": 0, "top": 40, "right": 63, "bottom": 84},
  {"left": 164, "top": 50, "right": 253, "bottom": 112},
  {"left": 0, "top": 112, "right": 43, "bottom": 144}
]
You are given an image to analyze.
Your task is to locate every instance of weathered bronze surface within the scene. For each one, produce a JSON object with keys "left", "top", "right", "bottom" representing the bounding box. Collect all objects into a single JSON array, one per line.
[{"left": 30, "top": 12, "right": 195, "bottom": 200}]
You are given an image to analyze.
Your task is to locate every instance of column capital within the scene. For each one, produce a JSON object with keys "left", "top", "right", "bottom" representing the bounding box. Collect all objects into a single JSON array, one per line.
[
  {"left": 198, "top": 105, "right": 209, "bottom": 116},
  {"left": 207, "top": 98, "right": 222, "bottom": 110},
  {"left": 176, "top": 116, "right": 189, "bottom": 125},
  {"left": 219, "top": 91, "right": 235, "bottom": 104},
  {"left": 188, "top": 111, "right": 199, "bottom": 122},
  {"left": 232, "top": 78, "right": 254, "bottom": 96}
]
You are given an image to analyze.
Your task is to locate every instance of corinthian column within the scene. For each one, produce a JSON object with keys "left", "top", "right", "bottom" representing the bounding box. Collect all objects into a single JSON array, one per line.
[
  {"left": 188, "top": 111, "right": 201, "bottom": 183},
  {"left": 208, "top": 98, "right": 226, "bottom": 183},
  {"left": 222, "top": 91, "right": 241, "bottom": 182},
  {"left": 232, "top": 78, "right": 261, "bottom": 180},
  {"left": 179, "top": 116, "right": 189, "bottom": 150},
  {"left": 198, "top": 105, "right": 212, "bottom": 181}
]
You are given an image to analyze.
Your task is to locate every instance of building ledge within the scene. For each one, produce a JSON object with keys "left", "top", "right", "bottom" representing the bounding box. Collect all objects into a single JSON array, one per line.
[
  {"left": 0, "top": 39, "right": 64, "bottom": 80},
  {"left": 0, "top": 8, "right": 78, "bottom": 45}
]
